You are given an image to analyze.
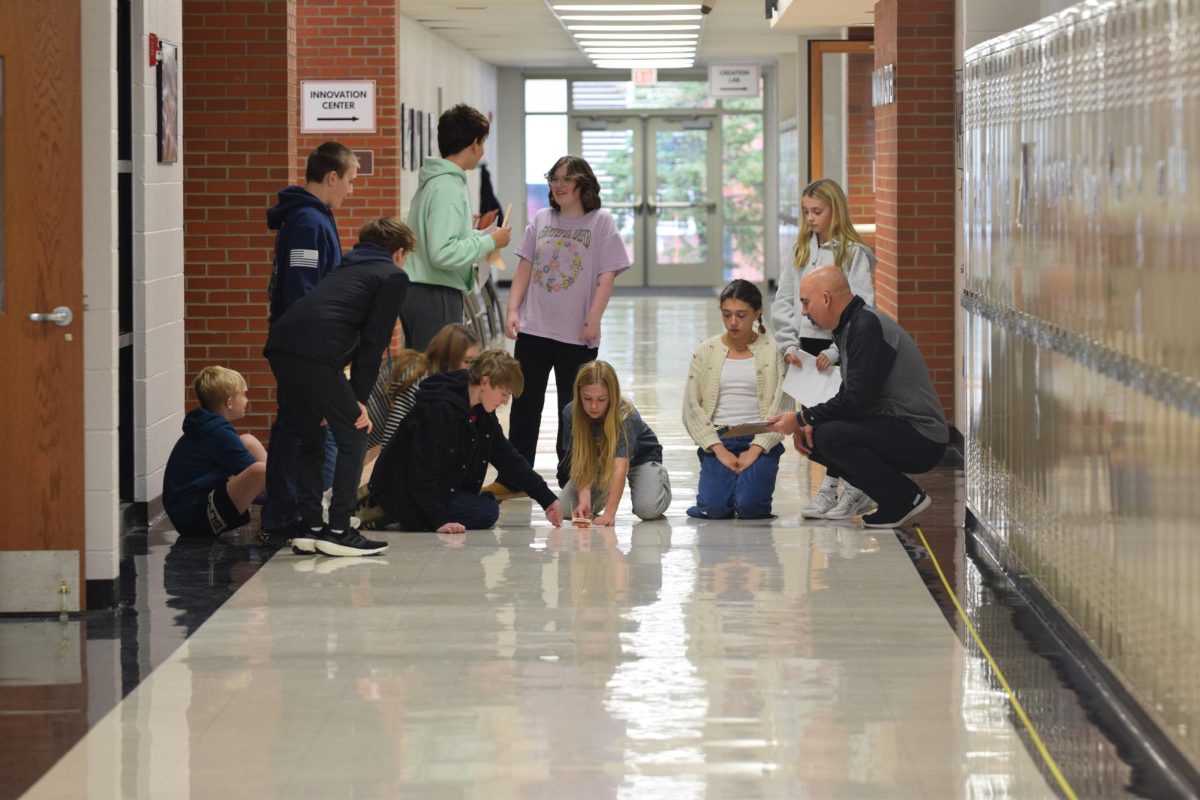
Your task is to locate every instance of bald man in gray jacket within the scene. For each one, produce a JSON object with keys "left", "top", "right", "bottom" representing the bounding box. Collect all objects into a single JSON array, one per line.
[{"left": 768, "top": 266, "right": 948, "bottom": 527}]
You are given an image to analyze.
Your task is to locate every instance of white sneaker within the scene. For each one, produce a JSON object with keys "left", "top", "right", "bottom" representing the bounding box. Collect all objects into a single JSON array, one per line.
[
  {"left": 824, "top": 486, "right": 876, "bottom": 520},
  {"left": 801, "top": 487, "right": 839, "bottom": 519}
]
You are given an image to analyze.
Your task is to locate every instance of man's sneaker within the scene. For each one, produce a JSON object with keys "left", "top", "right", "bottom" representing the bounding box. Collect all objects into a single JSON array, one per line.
[
  {"left": 258, "top": 521, "right": 307, "bottom": 548},
  {"left": 292, "top": 516, "right": 361, "bottom": 554},
  {"left": 801, "top": 486, "right": 839, "bottom": 519},
  {"left": 863, "top": 491, "right": 931, "bottom": 528},
  {"left": 481, "top": 481, "right": 527, "bottom": 501},
  {"left": 313, "top": 527, "right": 389, "bottom": 557},
  {"left": 291, "top": 531, "right": 321, "bottom": 555},
  {"left": 824, "top": 486, "right": 877, "bottom": 520}
]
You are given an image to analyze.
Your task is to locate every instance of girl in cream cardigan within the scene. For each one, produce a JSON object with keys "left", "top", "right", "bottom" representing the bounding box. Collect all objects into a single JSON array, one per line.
[{"left": 683, "top": 280, "right": 787, "bottom": 519}]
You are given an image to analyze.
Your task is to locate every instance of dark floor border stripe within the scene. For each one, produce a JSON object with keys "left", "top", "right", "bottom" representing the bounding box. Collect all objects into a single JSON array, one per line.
[{"left": 964, "top": 507, "right": 1200, "bottom": 799}]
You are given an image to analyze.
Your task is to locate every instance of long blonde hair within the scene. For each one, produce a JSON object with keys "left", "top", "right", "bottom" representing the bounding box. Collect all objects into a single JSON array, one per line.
[
  {"left": 569, "top": 361, "right": 632, "bottom": 491},
  {"left": 792, "top": 178, "right": 866, "bottom": 272},
  {"left": 389, "top": 323, "right": 479, "bottom": 402}
]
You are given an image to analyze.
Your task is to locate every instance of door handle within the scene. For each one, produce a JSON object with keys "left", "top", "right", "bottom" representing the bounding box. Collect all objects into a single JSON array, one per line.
[
  {"left": 652, "top": 201, "right": 716, "bottom": 214},
  {"left": 28, "top": 306, "right": 74, "bottom": 327}
]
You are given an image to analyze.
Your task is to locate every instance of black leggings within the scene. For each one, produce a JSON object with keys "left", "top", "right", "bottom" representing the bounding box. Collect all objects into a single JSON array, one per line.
[{"left": 498, "top": 333, "right": 597, "bottom": 488}]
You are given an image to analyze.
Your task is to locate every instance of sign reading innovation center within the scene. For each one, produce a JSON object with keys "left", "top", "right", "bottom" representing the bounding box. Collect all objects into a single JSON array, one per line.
[{"left": 301, "top": 80, "right": 377, "bottom": 133}]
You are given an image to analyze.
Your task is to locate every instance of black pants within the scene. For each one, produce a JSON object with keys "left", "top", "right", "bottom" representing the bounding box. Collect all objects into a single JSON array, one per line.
[
  {"left": 807, "top": 416, "right": 946, "bottom": 510},
  {"left": 268, "top": 353, "right": 367, "bottom": 531},
  {"left": 498, "top": 332, "right": 597, "bottom": 488}
]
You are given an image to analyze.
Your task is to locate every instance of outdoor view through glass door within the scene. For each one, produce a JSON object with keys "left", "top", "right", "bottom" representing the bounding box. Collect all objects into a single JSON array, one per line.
[
  {"left": 573, "top": 116, "right": 722, "bottom": 287},
  {"left": 526, "top": 78, "right": 766, "bottom": 288}
]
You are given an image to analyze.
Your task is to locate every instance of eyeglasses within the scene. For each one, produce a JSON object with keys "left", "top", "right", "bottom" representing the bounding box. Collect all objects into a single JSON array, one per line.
[{"left": 546, "top": 173, "right": 579, "bottom": 185}]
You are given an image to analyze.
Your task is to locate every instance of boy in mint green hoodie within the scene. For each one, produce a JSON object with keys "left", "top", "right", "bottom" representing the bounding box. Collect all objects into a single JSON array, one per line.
[{"left": 402, "top": 104, "right": 511, "bottom": 350}]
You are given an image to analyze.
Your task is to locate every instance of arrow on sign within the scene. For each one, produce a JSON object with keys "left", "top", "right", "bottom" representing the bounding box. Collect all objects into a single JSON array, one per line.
[{"left": 318, "top": 116, "right": 360, "bottom": 122}]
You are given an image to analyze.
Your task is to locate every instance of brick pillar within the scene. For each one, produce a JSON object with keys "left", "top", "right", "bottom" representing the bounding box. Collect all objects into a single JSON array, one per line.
[
  {"left": 873, "top": 0, "right": 956, "bottom": 419},
  {"left": 183, "top": 0, "right": 297, "bottom": 438},
  {"left": 183, "top": 0, "right": 402, "bottom": 440},
  {"left": 295, "top": 0, "right": 402, "bottom": 245}
]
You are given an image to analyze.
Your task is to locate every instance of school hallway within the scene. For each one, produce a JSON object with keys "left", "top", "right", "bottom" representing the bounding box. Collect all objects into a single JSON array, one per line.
[{"left": 8, "top": 295, "right": 1172, "bottom": 799}]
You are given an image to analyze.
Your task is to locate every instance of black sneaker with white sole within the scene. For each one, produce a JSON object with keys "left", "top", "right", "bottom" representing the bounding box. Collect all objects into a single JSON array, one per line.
[
  {"left": 862, "top": 491, "right": 931, "bottom": 529},
  {"left": 257, "top": 521, "right": 308, "bottom": 548},
  {"left": 313, "top": 527, "right": 389, "bottom": 557}
]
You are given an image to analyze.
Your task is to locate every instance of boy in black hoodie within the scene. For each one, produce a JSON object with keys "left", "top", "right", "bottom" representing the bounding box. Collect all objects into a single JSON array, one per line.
[
  {"left": 262, "top": 142, "right": 359, "bottom": 541},
  {"left": 265, "top": 217, "right": 412, "bottom": 556},
  {"left": 371, "top": 349, "right": 564, "bottom": 532},
  {"left": 163, "top": 367, "right": 267, "bottom": 538}
]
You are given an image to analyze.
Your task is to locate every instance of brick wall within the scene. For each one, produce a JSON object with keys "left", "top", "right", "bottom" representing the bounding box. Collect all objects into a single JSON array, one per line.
[
  {"left": 183, "top": 0, "right": 402, "bottom": 440},
  {"left": 183, "top": 0, "right": 296, "bottom": 437},
  {"left": 295, "top": 0, "right": 401, "bottom": 243},
  {"left": 872, "top": 0, "right": 956, "bottom": 419}
]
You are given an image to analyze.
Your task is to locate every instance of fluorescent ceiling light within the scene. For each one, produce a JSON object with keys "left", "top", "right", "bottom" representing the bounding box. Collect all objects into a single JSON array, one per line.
[
  {"left": 592, "top": 59, "right": 695, "bottom": 69},
  {"left": 568, "top": 24, "right": 700, "bottom": 30},
  {"left": 554, "top": 4, "right": 702, "bottom": 10},
  {"left": 574, "top": 32, "right": 699, "bottom": 39},
  {"left": 560, "top": 14, "right": 702, "bottom": 21},
  {"left": 583, "top": 45, "right": 696, "bottom": 51},
  {"left": 584, "top": 50, "right": 696, "bottom": 56},
  {"left": 583, "top": 45, "right": 696, "bottom": 52}
]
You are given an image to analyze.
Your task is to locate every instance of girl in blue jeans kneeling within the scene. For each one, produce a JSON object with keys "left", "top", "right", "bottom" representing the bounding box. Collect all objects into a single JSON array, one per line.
[{"left": 682, "top": 280, "right": 787, "bottom": 519}]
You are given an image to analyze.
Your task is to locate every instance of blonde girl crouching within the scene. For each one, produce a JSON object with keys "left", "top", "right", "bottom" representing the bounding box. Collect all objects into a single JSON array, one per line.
[{"left": 558, "top": 361, "right": 671, "bottom": 525}]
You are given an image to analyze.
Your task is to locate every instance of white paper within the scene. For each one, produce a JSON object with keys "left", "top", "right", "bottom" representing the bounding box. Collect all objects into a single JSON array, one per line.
[{"left": 782, "top": 352, "right": 841, "bottom": 407}]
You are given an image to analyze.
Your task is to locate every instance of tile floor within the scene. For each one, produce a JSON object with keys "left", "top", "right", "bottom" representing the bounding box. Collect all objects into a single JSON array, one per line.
[{"left": 11, "top": 295, "right": 1135, "bottom": 798}]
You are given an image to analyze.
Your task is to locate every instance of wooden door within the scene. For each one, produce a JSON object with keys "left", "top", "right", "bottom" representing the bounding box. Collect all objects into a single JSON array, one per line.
[{"left": 0, "top": 1, "right": 85, "bottom": 604}]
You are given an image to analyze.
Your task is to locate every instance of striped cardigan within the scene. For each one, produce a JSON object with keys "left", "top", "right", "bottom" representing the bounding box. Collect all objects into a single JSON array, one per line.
[{"left": 682, "top": 333, "right": 786, "bottom": 453}]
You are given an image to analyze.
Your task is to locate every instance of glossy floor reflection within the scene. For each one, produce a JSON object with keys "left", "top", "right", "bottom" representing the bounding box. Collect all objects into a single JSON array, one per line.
[{"left": 10, "top": 295, "right": 1161, "bottom": 798}]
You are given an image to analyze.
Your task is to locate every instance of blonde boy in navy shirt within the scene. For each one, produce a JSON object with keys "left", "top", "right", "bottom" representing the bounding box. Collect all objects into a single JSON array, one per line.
[{"left": 163, "top": 367, "right": 267, "bottom": 537}]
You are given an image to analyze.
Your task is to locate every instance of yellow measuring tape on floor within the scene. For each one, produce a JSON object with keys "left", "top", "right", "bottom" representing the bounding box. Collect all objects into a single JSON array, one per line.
[{"left": 913, "top": 525, "right": 1078, "bottom": 800}]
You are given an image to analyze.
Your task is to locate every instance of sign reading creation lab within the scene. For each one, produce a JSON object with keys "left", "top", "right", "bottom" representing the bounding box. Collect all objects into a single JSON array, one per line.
[
  {"left": 301, "top": 80, "right": 376, "bottom": 133},
  {"left": 708, "top": 64, "right": 760, "bottom": 98}
]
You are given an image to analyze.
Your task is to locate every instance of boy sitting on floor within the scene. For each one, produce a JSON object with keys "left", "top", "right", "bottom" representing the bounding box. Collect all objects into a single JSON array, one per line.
[
  {"left": 370, "top": 349, "right": 564, "bottom": 532},
  {"left": 163, "top": 367, "right": 267, "bottom": 538}
]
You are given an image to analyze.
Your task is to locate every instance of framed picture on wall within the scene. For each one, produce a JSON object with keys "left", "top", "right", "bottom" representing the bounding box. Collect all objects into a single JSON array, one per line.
[
  {"left": 427, "top": 112, "right": 433, "bottom": 157},
  {"left": 157, "top": 41, "right": 179, "bottom": 164},
  {"left": 418, "top": 109, "right": 424, "bottom": 168},
  {"left": 400, "top": 102, "right": 406, "bottom": 169},
  {"left": 409, "top": 108, "right": 416, "bottom": 171}
]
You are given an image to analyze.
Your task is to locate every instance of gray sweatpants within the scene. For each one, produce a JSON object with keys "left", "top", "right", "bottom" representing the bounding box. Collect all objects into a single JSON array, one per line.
[
  {"left": 401, "top": 282, "right": 464, "bottom": 352},
  {"left": 560, "top": 461, "right": 672, "bottom": 521}
]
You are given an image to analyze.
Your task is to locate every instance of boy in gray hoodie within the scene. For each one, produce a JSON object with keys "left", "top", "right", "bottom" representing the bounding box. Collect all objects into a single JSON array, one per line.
[{"left": 402, "top": 104, "right": 510, "bottom": 350}]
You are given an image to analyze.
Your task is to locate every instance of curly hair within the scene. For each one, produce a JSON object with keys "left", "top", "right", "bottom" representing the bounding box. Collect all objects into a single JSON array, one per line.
[{"left": 546, "top": 155, "right": 602, "bottom": 213}]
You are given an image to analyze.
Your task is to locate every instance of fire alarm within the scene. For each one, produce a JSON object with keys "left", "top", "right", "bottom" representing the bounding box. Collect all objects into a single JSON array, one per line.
[{"left": 149, "top": 33, "right": 161, "bottom": 66}]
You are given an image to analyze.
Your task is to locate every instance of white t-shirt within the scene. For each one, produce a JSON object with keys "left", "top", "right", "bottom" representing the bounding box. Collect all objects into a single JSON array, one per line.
[{"left": 713, "top": 357, "right": 760, "bottom": 425}]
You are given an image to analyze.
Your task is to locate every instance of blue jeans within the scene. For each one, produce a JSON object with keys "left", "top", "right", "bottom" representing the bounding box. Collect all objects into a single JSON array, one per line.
[
  {"left": 262, "top": 410, "right": 337, "bottom": 529},
  {"left": 688, "top": 436, "right": 784, "bottom": 520}
]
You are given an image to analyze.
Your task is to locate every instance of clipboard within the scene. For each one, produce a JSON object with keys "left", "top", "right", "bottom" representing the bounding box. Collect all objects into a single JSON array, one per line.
[{"left": 715, "top": 421, "right": 773, "bottom": 438}]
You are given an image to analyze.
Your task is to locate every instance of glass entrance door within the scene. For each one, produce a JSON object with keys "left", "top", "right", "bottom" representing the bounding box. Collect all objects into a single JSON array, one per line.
[
  {"left": 572, "top": 115, "right": 722, "bottom": 287},
  {"left": 647, "top": 117, "right": 721, "bottom": 286}
]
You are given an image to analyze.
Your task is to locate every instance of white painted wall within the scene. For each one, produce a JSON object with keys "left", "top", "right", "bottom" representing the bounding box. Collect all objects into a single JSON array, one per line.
[
  {"left": 496, "top": 68, "right": 527, "bottom": 246},
  {"left": 81, "top": 0, "right": 187, "bottom": 581},
  {"left": 398, "top": 15, "right": 499, "bottom": 218},
  {"left": 131, "top": 0, "right": 186, "bottom": 504},
  {"left": 81, "top": 0, "right": 122, "bottom": 584}
]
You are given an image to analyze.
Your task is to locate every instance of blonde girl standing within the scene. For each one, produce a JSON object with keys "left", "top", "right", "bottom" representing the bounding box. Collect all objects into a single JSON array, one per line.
[
  {"left": 772, "top": 178, "right": 877, "bottom": 521},
  {"left": 559, "top": 361, "right": 671, "bottom": 525}
]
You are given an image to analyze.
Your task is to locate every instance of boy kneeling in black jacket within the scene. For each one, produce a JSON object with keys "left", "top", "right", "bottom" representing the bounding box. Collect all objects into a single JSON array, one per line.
[
  {"left": 264, "top": 217, "right": 412, "bottom": 556},
  {"left": 371, "top": 350, "right": 564, "bottom": 532}
]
